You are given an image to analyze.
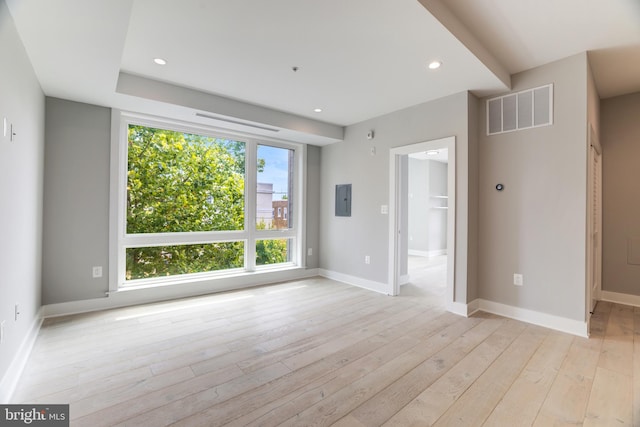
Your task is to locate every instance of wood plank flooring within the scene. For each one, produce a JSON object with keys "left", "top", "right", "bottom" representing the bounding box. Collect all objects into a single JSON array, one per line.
[{"left": 11, "top": 277, "right": 637, "bottom": 426}]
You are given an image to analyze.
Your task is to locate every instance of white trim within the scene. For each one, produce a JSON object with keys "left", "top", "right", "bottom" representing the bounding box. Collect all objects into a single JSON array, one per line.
[
  {"left": 475, "top": 299, "right": 588, "bottom": 338},
  {"left": 601, "top": 290, "right": 640, "bottom": 308},
  {"left": 399, "top": 274, "right": 410, "bottom": 286},
  {"left": 0, "top": 308, "right": 43, "bottom": 403},
  {"left": 586, "top": 123, "right": 602, "bottom": 327},
  {"left": 299, "top": 144, "right": 308, "bottom": 269},
  {"left": 43, "top": 268, "right": 319, "bottom": 318},
  {"left": 318, "top": 269, "right": 388, "bottom": 295}
]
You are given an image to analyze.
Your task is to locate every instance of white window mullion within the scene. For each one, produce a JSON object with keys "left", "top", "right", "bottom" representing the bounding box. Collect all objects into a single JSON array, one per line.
[
  {"left": 122, "top": 231, "right": 248, "bottom": 248},
  {"left": 245, "top": 140, "right": 258, "bottom": 272},
  {"left": 297, "top": 144, "right": 306, "bottom": 268}
]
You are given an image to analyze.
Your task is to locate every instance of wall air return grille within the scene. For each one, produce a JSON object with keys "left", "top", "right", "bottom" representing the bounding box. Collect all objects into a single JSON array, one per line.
[{"left": 487, "top": 84, "right": 553, "bottom": 135}]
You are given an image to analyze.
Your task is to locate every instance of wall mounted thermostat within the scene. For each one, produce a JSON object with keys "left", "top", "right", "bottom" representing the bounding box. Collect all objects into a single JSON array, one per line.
[{"left": 496, "top": 183, "right": 504, "bottom": 191}]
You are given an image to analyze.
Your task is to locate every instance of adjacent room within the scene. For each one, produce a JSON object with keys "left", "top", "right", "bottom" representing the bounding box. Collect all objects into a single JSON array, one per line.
[{"left": 1, "top": 0, "right": 640, "bottom": 425}]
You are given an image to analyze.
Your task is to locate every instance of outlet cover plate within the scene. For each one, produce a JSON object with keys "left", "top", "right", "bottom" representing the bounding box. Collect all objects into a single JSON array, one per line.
[
  {"left": 514, "top": 273, "right": 523, "bottom": 286},
  {"left": 93, "top": 266, "right": 103, "bottom": 278}
]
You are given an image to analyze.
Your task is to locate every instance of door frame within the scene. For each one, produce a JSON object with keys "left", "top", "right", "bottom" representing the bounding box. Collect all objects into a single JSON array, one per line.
[
  {"left": 388, "top": 136, "right": 455, "bottom": 307},
  {"left": 586, "top": 124, "right": 602, "bottom": 326}
]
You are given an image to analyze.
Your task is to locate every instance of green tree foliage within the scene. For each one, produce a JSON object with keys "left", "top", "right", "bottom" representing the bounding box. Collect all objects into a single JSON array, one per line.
[
  {"left": 256, "top": 221, "right": 288, "bottom": 265},
  {"left": 126, "top": 125, "right": 287, "bottom": 280},
  {"left": 127, "top": 125, "right": 245, "bottom": 234}
]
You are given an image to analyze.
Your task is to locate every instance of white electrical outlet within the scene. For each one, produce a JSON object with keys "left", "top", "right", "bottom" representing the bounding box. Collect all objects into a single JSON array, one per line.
[
  {"left": 0, "top": 320, "right": 5, "bottom": 344},
  {"left": 14, "top": 304, "right": 20, "bottom": 321},
  {"left": 365, "top": 255, "right": 371, "bottom": 264},
  {"left": 381, "top": 205, "right": 388, "bottom": 214},
  {"left": 307, "top": 248, "right": 313, "bottom": 256},
  {"left": 514, "top": 273, "right": 523, "bottom": 286},
  {"left": 92, "top": 266, "right": 103, "bottom": 278}
]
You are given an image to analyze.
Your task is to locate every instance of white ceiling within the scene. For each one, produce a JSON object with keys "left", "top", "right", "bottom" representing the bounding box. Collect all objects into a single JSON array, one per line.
[
  {"left": 440, "top": 0, "right": 640, "bottom": 99},
  {"left": 5, "top": 0, "right": 640, "bottom": 144}
]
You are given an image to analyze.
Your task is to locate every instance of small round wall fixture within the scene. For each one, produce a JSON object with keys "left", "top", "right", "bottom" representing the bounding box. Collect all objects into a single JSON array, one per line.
[{"left": 496, "top": 183, "right": 504, "bottom": 191}]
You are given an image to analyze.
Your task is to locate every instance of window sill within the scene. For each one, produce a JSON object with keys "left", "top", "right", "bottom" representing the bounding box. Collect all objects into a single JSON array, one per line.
[{"left": 111, "top": 264, "right": 305, "bottom": 294}]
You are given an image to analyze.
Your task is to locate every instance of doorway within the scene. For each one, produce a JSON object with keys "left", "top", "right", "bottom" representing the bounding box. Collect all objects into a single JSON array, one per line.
[
  {"left": 403, "top": 150, "right": 449, "bottom": 301},
  {"left": 388, "top": 136, "right": 455, "bottom": 309}
]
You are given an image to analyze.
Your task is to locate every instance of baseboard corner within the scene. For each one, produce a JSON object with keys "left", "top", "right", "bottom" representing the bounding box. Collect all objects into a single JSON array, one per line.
[{"left": 0, "top": 307, "right": 44, "bottom": 403}]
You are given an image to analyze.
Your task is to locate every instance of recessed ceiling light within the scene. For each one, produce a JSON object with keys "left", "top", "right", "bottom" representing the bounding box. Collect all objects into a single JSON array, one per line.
[
  {"left": 428, "top": 61, "right": 442, "bottom": 70},
  {"left": 426, "top": 150, "right": 439, "bottom": 155},
  {"left": 154, "top": 58, "right": 167, "bottom": 65},
  {"left": 314, "top": 108, "right": 323, "bottom": 113}
]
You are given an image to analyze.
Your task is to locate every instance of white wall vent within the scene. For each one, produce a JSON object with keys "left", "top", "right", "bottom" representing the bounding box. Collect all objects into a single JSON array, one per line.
[{"left": 487, "top": 84, "right": 553, "bottom": 135}]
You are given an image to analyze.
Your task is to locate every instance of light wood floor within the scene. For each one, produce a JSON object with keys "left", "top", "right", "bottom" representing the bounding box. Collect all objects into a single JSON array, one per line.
[
  {"left": 402, "top": 255, "right": 447, "bottom": 299},
  {"left": 13, "top": 277, "right": 637, "bottom": 426}
]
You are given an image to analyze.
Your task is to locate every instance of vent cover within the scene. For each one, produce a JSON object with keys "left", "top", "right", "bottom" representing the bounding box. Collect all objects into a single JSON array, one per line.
[{"left": 487, "top": 84, "right": 553, "bottom": 135}]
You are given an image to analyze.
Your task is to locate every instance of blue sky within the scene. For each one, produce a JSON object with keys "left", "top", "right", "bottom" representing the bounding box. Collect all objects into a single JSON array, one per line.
[{"left": 257, "top": 145, "right": 290, "bottom": 201}]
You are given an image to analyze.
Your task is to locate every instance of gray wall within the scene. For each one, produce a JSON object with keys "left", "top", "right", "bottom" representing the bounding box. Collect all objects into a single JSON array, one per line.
[
  {"left": 408, "top": 159, "right": 447, "bottom": 254},
  {"left": 305, "top": 145, "right": 321, "bottom": 269},
  {"left": 601, "top": 92, "right": 640, "bottom": 296},
  {"left": 408, "top": 158, "right": 430, "bottom": 253},
  {"left": 428, "top": 161, "right": 448, "bottom": 252},
  {"left": 0, "top": 0, "right": 45, "bottom": 396},
  {"left": 319, "top": 91, "right": 476, "bottom": 302},
  {"left": 42, "top": 98, "right": 111, "bottom": 304},
  {"left": 478, "top": 53, "right": 589, "bottom": 321}
]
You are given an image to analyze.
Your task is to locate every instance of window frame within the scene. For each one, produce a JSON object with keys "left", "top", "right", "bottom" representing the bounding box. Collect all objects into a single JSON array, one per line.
[{"left": 109, "top": 111, "right": 305, "bottom": 291}]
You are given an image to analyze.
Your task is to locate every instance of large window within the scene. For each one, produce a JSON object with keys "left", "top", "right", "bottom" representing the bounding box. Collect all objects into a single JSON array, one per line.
[{"left": 113, "top": 115, "right": 303, "bottom": 288}]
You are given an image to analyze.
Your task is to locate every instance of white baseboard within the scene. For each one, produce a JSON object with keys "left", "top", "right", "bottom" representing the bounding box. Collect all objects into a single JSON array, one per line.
[
  {"left": 447, "top": 301, "right": 471, "bottom": 317},
  {"left": 444, "top": 298, "right": 587, "bottom": 337},
  {"left": 408, "top": 249, "right": 447, "bottom": 258},
  {"left": 474, "top": 299, "right": 588, "bottom": 337},
  {"left": 318, "top": 269, "right": 389, "bottom": 295},
  {"left": 600, "top": 290, "right": 640, "bottom": 308},
  {"left": 315, "top": 273, "right": 586, "bottom": 337},
  {"left": 447, "top": 299, "right": 480, "bottom": 317},
  {"left": 43, "top": 268, "right": 320, "bottom": 318},
  {"left": 0, "top": 307, "right": 43, "bottom": 403}
]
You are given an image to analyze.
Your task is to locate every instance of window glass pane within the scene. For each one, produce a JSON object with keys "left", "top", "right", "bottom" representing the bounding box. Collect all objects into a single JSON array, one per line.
[
  {"left": 256, "top": 145, "right": 293, "bottom": 230},
  {"left": 126, "top": 242, "right": 244, "bottom": 280},
  {"left": 127, "top": 125, "right": 245, "bottom": 234},
  {"left": 256, "top": 239, "right": 291, "bottom": 266}
]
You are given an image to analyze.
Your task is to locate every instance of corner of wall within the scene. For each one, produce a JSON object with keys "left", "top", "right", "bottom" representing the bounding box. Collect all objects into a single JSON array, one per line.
[
  {"left": 0, "top": 0, "right": 45, "bottom": 402},
  {"left": 466, "top": 92, "right": 480, "bottom": 303}
]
